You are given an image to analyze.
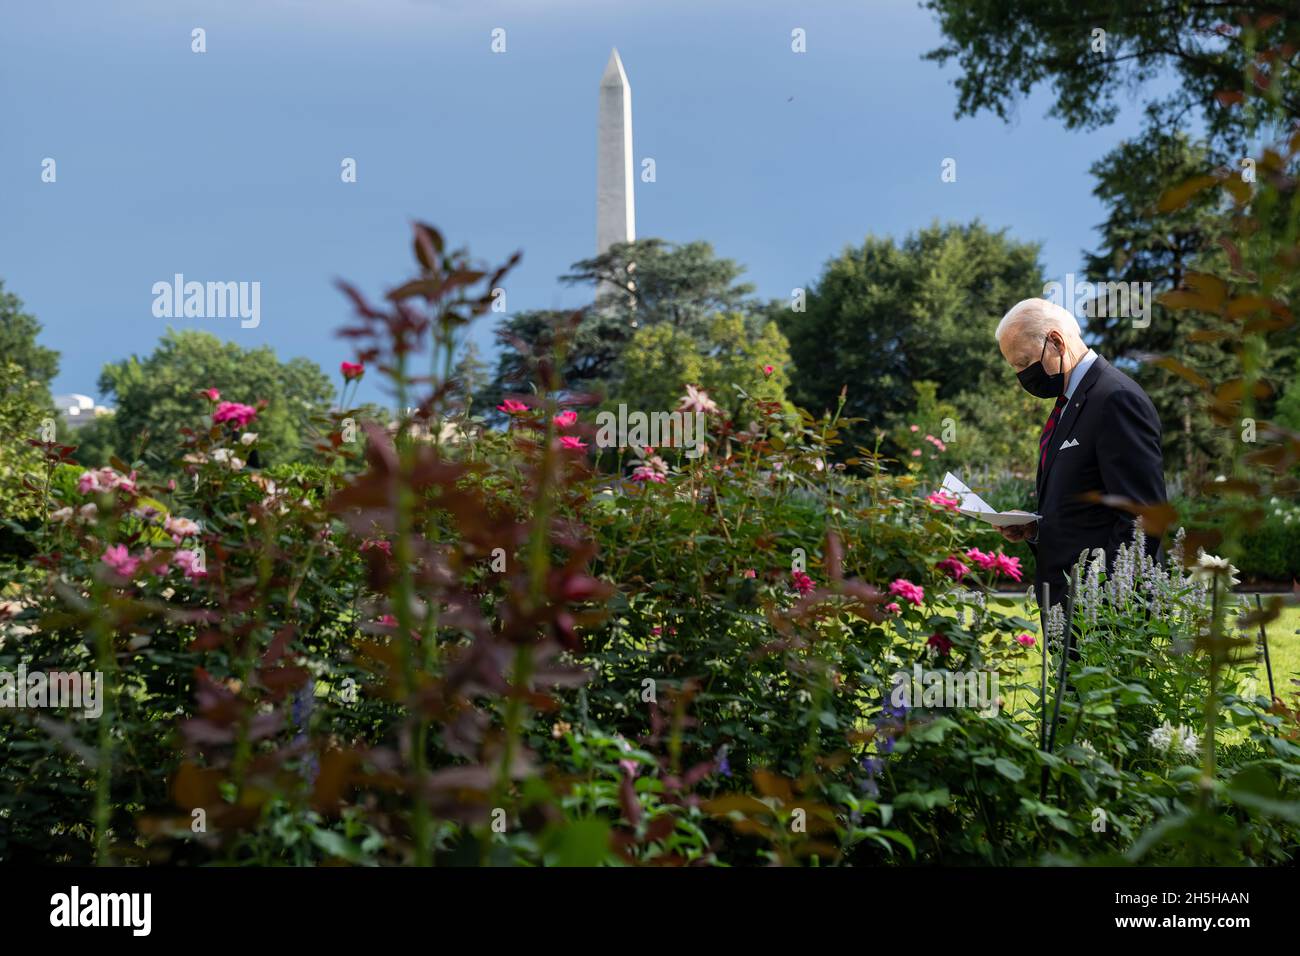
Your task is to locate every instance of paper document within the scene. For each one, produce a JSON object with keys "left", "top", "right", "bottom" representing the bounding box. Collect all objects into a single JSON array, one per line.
[{"left": 939, "top": 473, "right": 1040, "bottom": 528}]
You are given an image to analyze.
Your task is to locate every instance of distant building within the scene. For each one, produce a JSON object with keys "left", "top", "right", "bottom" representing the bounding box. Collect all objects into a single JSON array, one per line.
[{"left": 51, "top": 393, "right": 112, "bottom": 430}]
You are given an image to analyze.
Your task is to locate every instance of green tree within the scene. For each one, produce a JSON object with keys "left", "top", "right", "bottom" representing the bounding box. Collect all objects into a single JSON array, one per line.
[
  {"left": 925, "top": 5, "right": 1300, "bottom": 488},
  {"left": 1080, "top": 127, "right": 1245, "bottom": 481},
  {"left": 0, "top": 281, "right": 59, "bottom": 393},
  {"left": 563, "top": 239, "right": 755, "bottom": 332},
  {"left": 0, "top": 360, "right": 52, "bottom": 522},
  {"left": 950, "top": 379, "right": 1049, "bottom": 479},
  {"left": 86, "top": 329, "right": 334, "bottom": 467},
  {"left": 924, "top": 1, "right": 1300, "bottom": 151},
  {"left": 779, "top": 221, "right": 1044, "bottom": 452},
  {"left": 452, "top": 341, "right": 488, "bottom": 409},
  {"left": 613, "top": 312, "right": 793, "bottom": 424},
  {"left": 484, "top": 239, "right": 756, "bottom": 410}
]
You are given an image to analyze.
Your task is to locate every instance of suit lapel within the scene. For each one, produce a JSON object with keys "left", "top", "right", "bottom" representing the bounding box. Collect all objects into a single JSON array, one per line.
[{"left": 1038, "top": 356, "right": 1107, "bottom": 495}]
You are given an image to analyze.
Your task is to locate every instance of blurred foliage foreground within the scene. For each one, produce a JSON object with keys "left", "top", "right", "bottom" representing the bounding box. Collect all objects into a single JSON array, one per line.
[{"left": 5, "top": 133, "right": 1300, "bottom": 868}]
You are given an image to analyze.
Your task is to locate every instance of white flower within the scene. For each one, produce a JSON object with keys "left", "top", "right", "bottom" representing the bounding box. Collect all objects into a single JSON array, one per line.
[
  {"left": 78, "top": 503, "right": 98, "bottom": 521},
  {"left": 49, "top": 507, "right": 73, "bottom": 523},
  {"left": 1149, "top": 720, "right": 1200, "bottom": 758},
  {"left": 1149, "top": 720, "right": 1176, "bottom": 751},
  {"left": 240, "top": 432, "right": 258, "bottom": 446},
  {"left": 1196, "top": 551, "right": 1231, "bottom": 571},
  {"left": 676, "top": 384, "right": 719, "bottom": 415},
  {"left": 1192, "top": 550, "right": 1240, "bottom": 588}
]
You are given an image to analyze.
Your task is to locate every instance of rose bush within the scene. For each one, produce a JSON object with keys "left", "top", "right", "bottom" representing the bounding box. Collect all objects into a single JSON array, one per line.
[{"left": 0, "top": 224, "right": 1296, "bottom": 866}]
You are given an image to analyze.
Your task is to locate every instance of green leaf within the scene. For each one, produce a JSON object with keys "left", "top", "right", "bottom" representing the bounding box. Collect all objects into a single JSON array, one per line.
[
  {"left": 546, "top": 818, "right": 613, "bottom": 867},
  {"left": 993, "top": 757, "right": 1025, "bottom": 782}
]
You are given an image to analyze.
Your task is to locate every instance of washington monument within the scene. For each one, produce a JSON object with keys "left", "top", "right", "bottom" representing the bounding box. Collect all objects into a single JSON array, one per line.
[{"left": 596, "top": 48, "right": 635, "bottom": 255}]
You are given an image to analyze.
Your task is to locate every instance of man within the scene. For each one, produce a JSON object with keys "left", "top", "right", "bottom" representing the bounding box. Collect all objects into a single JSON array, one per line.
[{"left": 994, "top": 298, "right": 1166, "bottom": 606}]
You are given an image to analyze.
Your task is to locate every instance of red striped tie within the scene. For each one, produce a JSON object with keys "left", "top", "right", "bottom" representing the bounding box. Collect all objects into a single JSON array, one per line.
[{"left": 1039, "top": 395, "right": 1068, "bottom": 469}]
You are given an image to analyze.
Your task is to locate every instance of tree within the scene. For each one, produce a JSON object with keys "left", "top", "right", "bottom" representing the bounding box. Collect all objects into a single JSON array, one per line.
[
  {"left": 924, "top": 1, "right": 1300, "bottom": 152},
  {"left": 949, "top": 380, "right": 1049, "bottom": 479},
  {"left": 562, "top": 239, "right": 755, "bottom": 332},
  {"left": 924, "top": 3, "right": 1300, "bottom": 488},
  {"left": 779, "top": 221, "right": 1045, "bottom": 452},
  {"left": 448, "top": 340, "right": 489, "bottom": 419},
  {"left": 0, "top": 360, "right": 52, "bottom": 522},
  {"left": 612, "top": 312, "right": 794, "bottom": 425},
  {"left": 85, "top": 330, "right": 334, "bottom": 467},
  {"left": 484, "top": 239, "right": 757, "bottom": 411},
  {"left": 0, "top": 281, "right": 59, "bottom": 393}
]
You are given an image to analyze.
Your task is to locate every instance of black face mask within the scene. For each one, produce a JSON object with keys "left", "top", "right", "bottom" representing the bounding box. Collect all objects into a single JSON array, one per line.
[{"left": 1017, "top": 335, "right": 1066, "bottom": 399}]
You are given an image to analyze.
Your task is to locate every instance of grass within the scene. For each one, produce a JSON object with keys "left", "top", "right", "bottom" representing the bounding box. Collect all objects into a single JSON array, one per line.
[
  {"left": 991, "top": 597, "right": 1300, "bottom": 698},
  {"left": 980, "top": 595, "right": 1300, "bottom": 744}
]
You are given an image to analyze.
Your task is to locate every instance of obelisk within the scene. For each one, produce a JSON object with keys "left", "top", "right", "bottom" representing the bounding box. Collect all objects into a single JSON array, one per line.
[{"left": 596, "top": 48, "right": 635, "bottom": 255}]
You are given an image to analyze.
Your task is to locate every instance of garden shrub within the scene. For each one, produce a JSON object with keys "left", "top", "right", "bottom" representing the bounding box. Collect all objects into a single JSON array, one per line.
[{"left": 1, "top": 224, "right": 1296, "bottom": 867}]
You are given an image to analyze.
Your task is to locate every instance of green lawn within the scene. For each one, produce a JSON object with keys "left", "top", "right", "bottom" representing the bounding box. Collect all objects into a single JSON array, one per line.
[{"left": 986, "top": 595, "right": 1300, "bottom": 706}]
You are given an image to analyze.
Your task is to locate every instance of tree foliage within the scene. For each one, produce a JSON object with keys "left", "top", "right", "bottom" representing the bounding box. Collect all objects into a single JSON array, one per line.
[
  {"left": 779, "top": 221, "right": 1045, "bottom": 453},
  {"left": 484, "top": 239, "right": 757, "bottom": 411},
  {"left": 614, "top": 312, "right": 793, "bottom": 424},
  {"left": 924, "top": 1, "right": 1300, "bottom": 150},
  {"left": 87, "top": 329, "right": 334, "bottom": 466},
  {"left": 0, "top": 281, "right": 59, "bottom": 393}
]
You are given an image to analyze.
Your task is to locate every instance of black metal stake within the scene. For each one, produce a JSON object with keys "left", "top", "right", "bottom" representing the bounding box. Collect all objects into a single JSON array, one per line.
[
  {"left": 1041, "top": 569, "right": 1079, "bottom": 799},
  {"left": 1255, "top": 593, "right": 1277, "bottom": 715},
  {"left": 1039, "top": 582, "right": 1050, "bottom": 754}
]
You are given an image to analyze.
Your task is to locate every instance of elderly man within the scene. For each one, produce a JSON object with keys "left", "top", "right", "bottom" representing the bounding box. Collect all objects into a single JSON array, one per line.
[{"left": 995, "top": 298, "right": 1166, "bottom": 607}]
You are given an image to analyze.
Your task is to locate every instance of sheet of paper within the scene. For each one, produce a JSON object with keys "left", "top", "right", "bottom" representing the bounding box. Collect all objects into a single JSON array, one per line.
[{"left": 939, "top": 472, "right": 1040, "bottom": 527}]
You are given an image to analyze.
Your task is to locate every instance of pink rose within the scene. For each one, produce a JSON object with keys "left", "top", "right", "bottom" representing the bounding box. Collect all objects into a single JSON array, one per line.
[
  {"left": 213, "top": 402, "right": 258, "bottom": 428},
  {"left": 101, "top": 544, "right": 139, "bottom": 578},
  {"left": 888, "top": 579, "right": 925, "bottom": 607},
  {"left": 173, "top": 549, "right": 207, "bottom": 579},
  {"left": 553, "top": 410, "right": 578, "bottom": 429},
  {"left": 992, "top": 552, "right": 1023, "bottom": 582},
  {"left": 936, "top": 557, "right": 970, "bottom": 581},
  {"left": 926, "top": 491, "right": 960, "bottom": 513}
]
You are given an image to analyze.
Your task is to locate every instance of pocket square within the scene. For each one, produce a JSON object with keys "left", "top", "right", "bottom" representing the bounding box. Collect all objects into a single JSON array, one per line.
[{"left": 1059, "top": 438, "right": 1080, "bottom": 450}]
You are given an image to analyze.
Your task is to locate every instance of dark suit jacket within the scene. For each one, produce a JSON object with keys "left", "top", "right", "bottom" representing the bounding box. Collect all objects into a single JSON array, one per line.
[{"left": 1028, "top": 356, "right": 1166, "bottom": 606}]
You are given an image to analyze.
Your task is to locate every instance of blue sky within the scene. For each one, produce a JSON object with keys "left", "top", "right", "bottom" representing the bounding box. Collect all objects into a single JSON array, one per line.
[{"left": 2, "top": 0, "right": 1161, "bottom": 406}]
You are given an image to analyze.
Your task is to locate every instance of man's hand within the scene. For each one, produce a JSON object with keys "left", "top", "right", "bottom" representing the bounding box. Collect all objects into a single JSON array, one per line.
[{"left": 998, "top": 516, "right": 1037, "bottom": 543}]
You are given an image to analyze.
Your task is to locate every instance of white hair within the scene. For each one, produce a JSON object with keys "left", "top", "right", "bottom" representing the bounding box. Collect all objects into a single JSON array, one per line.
[{"left": 994, "top": 297, "right": 1081, "bottom": 345}]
